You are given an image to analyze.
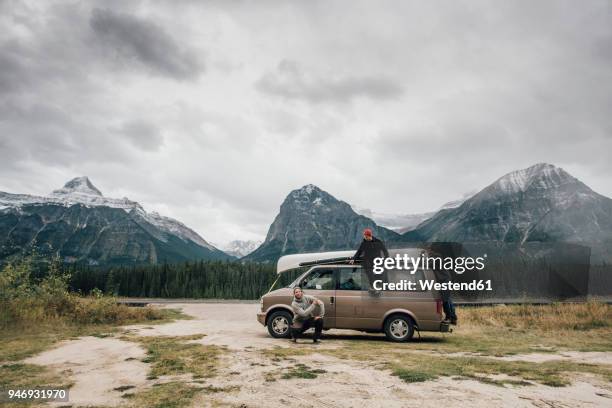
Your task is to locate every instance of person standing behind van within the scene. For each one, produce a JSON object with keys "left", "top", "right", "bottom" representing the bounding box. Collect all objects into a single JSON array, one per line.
[
  {"left": 349, "top": 228, "right": 389, "bottom": 293},
  {"left": 427, "top": 243, "right": 459, "bottom": 325},
  {"left": 290, "top": 287, "right": 325, "bottom": 343}
]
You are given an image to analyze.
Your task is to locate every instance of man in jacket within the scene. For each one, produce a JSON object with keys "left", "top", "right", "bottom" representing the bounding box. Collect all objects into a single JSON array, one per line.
[
  {"left": 350, "top": 228, "right": 389, "bottom": 293},
  {"left": 290, "top": 287, "right": 325, "bottom": 343}
]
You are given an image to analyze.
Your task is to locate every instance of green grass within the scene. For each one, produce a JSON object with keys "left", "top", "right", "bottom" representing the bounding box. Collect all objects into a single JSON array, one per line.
[
  {"left": 0, "top": 308, "right": 187, "bottom": 363},
  {"left": 0, "top": 363, "right": 73, "bottom": 407},
  {"left": 123, "top": 381, "right": 201, "bottom": 408},
  {"left": 280, "top": 363, "right": 327, "bottom": 380},
  {"left": 118, "top": 336, "right": 233, "bottom": 408},
  {"left": 393, "top": 370, "right": 436, "bottom": 383},
  {"left": 385, "top": 352, "right": 612, "bottom": 387},
  {"left": 262, "top": 363, "right": 327, "bottom": 381},
  {"left": 125, "top": 334, "right": 226, "bottom": 379}
]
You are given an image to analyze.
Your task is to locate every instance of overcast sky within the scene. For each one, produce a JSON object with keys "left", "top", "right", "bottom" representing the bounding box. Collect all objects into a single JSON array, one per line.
[{"left": 1, "top": 0, "right": 611, "bottom": 246}]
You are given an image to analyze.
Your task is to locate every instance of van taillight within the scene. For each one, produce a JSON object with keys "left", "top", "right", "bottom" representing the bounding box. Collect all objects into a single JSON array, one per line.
[{"left": 436, "top": 299, "right": 443, "bottom": 315}]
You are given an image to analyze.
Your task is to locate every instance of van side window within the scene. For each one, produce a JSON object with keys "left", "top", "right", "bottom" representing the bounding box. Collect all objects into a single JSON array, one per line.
[
  {"left": 338, "top": 268, "right": 364, "bottom": 291},
  {"left": 301, "top": 269, "right": 334, "bottom": 290}
]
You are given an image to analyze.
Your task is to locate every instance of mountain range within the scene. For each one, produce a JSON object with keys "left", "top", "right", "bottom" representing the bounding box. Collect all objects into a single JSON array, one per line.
[
  {"left": 245, "top": 163, "right": 612, "bottom": 262},
  {"left": 2, "top": 163, "right": 610, "bottom": 265},
  {"left": 0, "top": 177, "right": 232, "bottom": 265},
  {"left": 402, "top": 163, "right": 612, "bottom": 245}
]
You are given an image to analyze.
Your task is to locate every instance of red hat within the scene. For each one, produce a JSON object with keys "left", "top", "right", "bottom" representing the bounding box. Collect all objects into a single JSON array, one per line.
[{"left": 363, "top": 228, "right": 373, "bottom": 237}]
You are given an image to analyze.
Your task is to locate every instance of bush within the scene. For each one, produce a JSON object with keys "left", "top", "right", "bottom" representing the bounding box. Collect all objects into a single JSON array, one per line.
[{"left": 0, "top": 257, "right": 164, "bottom": 328}]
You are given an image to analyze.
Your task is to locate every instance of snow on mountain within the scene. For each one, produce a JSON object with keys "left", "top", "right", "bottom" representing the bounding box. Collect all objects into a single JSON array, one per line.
[
  {"left": 0, "top": 177, "right": 143, "bottom": 212},
  {"left": 351, "top": 206, "right": 434, "bottom": 232},
  {"left": 52, "top": 176, "right": 102, "bottom": 196},
  {"left": 143, "top": 211, "right": 217, "bottom": 250},
  {"left": 492, "top": 163, "right": 571, "bottom": 195},
  {"left": 352, "top": 190, "right": 476, "bottom": 232},
  {"left": 402, "top": 163, "right": 612, "bottom": 245},
  {"left": 0, "top": 177, "right": 218, "bottom": 250},
  {"left": 438, "top": 190, "right": 477, "bottom": 211},
  {"left": 221, "top": 240, "right": 262, "bottom": 258}
]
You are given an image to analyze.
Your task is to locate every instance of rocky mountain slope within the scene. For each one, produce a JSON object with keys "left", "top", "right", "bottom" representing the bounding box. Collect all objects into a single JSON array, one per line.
[
  {"left": 0, "top": 177, "right": 232, "bottom": 265},
  {"left": 402, "top": 163, "right": 612, "bottom": 245},
  {"left": 245, "top": 185, "right": 399, "bottom": 262}
]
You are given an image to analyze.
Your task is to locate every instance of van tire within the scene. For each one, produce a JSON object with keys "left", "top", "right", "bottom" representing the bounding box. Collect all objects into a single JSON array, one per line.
[
  {"left": 267, "top": 310, "right": 293, "bottom": 338},
  {"left": 384, "top": 314, "right": 414, "bottom": 342}
]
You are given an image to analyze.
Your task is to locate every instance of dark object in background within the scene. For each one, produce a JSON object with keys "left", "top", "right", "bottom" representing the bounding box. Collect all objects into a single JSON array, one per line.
[{"left": 425, "top": 242, "right": 461, "bottom": 323}]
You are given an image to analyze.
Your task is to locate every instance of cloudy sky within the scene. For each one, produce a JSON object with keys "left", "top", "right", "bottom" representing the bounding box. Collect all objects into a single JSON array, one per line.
[{"left": 1, "top": 0, "right": 611, "bottom": 246}]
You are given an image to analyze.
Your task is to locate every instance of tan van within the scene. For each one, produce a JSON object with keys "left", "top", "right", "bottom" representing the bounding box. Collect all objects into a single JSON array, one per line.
[{"left": 257, "top": 249, "right": 451, "bottom": 342}]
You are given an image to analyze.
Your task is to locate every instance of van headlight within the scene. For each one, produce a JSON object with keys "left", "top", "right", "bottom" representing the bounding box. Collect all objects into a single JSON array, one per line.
[{"left": 259, "top": 297, "right": 264, "bottom": 311}]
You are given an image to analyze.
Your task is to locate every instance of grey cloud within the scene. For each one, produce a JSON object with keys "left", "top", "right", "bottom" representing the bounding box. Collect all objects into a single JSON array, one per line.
[
  {"left": 89, "top": 8, "right": 204, "bottom": 80},
  {"left": 118, "top": 120, "right": 164, "bottom": 152},
  {"left": 1, "top": 0, "right": 611, "bottom": 244},
  {"left": 256, "top": 59, "right": 403, "bottom": 103}
]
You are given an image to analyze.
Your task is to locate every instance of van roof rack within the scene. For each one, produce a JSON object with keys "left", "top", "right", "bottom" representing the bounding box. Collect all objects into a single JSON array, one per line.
[{"left": 298, "top": 256, "right": 360, "bottom": 268}]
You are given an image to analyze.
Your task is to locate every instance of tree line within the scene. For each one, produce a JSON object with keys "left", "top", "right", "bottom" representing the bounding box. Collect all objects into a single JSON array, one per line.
[{"left": 68, "top": 260, "right": 301, "bottom": 299}]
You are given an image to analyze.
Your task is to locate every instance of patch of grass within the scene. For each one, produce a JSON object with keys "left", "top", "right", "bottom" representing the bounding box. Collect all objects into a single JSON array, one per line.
[
  {"left": 201, "top": 385, "right": 240, "bottom": 393},
  {"left": 461, "top": 302, "right": 611, "bottom": 332},
  {"left": 126, "top": 381, "right": 201, "bottom": 408},
  {"left": 280, "top": 363, "right": 326, "bottom": 380},
  {"left": 127, "top": 335, "right": 225, "bottom": 379},
  {"left": 393, "top": 369, "right": 435, "bottom": 383},
  {"left": 0, "top": 363, "right": 73, "bottom": 406}
]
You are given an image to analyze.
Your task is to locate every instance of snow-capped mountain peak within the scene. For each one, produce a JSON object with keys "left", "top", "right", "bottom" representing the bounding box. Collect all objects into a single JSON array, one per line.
[
  {"left": 0, "top": 177, "right": 221, "bottom": 253},
  {"left": 493, "top": 163, "right": 575, "bottom": 194},
  {"left": 221, "top": 240, "right": 262, "bottom": 258},
  {"left": 51, "top": 176, "right": 102, "bottom": 197}
]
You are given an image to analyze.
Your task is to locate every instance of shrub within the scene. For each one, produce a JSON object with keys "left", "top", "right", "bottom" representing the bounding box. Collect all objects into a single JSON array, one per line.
[{"left": 0, "top": 257, "right": 163, "bottom": 328}]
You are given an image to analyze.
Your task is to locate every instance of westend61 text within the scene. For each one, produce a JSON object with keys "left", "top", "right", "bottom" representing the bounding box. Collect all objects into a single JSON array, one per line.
[{"left": 372, "top": 279, "right": 493, "bottom": 292}]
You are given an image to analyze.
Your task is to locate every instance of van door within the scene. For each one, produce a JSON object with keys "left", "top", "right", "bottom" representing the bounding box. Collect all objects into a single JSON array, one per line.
[
  {"left": 335, "top": 267, "right": 381, "bottom": 330},
  {"left": 299, "top": 267, "right": 336, "bottom": 327}
]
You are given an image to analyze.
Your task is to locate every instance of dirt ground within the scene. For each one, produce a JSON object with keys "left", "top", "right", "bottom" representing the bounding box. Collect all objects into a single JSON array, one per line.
[{"left": 24, "top": 303, "right": 612, "bottom": 407}]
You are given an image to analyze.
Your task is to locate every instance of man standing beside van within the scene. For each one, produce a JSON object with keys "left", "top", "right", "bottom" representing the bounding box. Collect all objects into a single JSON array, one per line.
[
  {"left": 349, "top": 228, "right": 389, "bottom": 293},
  {"left": 428, "top": 243, "right": 459, "bottom": 325},
  {"left": 290, "top": 287, "right": 325, "bottom": 343}
]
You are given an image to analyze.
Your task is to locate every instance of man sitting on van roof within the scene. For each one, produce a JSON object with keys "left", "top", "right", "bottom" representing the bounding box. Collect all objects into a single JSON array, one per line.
[{"left": 349, "top": 228, "right": 389, "bottom": 293}]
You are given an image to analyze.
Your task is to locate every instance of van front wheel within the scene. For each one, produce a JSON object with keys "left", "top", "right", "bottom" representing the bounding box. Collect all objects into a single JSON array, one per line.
[
  {"left": 267, "top": 310, "right": 293, "bottom": 338},
  {"left": 384, "top": 314, "right": 414, "bottom": 342}
]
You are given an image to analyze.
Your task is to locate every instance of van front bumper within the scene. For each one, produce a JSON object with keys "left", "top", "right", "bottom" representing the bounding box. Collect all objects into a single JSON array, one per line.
[{"left": 257, "top": 312, "right": 266, "bottom": 326}]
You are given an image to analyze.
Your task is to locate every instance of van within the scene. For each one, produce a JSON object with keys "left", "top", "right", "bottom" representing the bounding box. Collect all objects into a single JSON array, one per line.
[{"left": 257, "top": 249, "right": 451, "bottom": 342}]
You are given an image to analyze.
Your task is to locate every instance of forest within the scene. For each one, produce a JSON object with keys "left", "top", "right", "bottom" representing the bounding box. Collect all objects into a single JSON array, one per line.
[{"left": 68, "top": 260, "right": 301, "bottom": 299}]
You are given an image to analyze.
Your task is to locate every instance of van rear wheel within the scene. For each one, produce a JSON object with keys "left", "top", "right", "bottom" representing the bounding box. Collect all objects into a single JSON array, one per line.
[
  {"left": 267, "top": 310, "right": 292, "bottom": 338},
  {"left": 384, "top": 314, "right": 414, "bottom": 342}
]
